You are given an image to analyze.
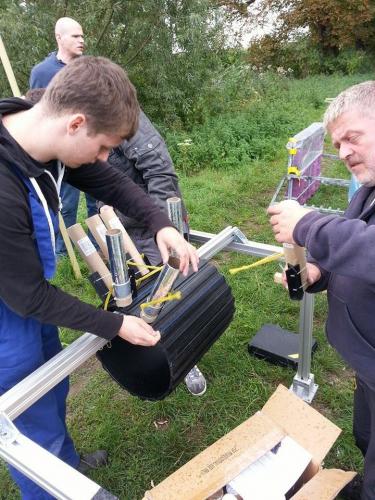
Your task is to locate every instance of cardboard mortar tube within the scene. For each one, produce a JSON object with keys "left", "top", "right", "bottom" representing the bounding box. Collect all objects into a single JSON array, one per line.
[
  {"left": 85, "top": 214, "right": 109, "bottom": 260},
  {"left": 99, "top": 206, "right": 148, "bottom": 276},
  {"left": 67, "top": 223, "right": 112, "bottom": 290}
]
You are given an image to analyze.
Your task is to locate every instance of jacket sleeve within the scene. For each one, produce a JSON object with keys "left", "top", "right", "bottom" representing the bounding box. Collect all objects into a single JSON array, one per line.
[
  {"left": 65, "top": 160, "right": 173, "bottom": 236},
  {"left": 121, "top": 114, "right": 184, "bottom": 216},
  {"left": 0, "top": 171, "right": 123, "bottom": 339},
  {"left": 294, "top": 210, "right": 375, "bottom": 285}
]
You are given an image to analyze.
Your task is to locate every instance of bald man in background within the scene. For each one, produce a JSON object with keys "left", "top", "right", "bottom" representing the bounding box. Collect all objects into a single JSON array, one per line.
[
  {"left": 30, "top": 17, "right": 98, "bottom": 258},
  {"left": 30, "top": 17, "right": 84, "bottom": 88}
]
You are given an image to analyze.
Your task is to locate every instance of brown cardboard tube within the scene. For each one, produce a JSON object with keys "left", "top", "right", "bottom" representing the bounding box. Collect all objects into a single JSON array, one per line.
[
  {"left": 99, "top": 205, "right": 148, "bottom": 276},
  {"left": 85, "top": 214, "right": 109, "bottom": 260},
  {"left": 67, "top": 223, "right": 112, "bottom": 290}
]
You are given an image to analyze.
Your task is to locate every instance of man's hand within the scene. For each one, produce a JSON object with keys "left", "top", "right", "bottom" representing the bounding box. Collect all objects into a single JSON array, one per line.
[
  {"left": 306, "top": 262, "right": 321, "bottom": 286},
  {"left": 118, "top": 315, "right": 161, "bottom": 346},
  {"left": 278, "top": 262, "right": 322, "bottom": 289},
  {"left": 156, "top": 226, "right": 199, "bottom": 276},
  {"left": 267, "top": 200, "right": 312, "bottom": 244}
]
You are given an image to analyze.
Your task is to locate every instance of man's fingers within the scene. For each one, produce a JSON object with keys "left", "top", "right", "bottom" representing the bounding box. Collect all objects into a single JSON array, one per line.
[
  {"left": 158, "top": 242, "right": 169, "bottom": 265},
  {"left": 135, "top": 316, "right": 156, "bottom": 334},
  {"left": 138, "top": 329, "right": 161, "bottom": 346},
  {"left": 267, "top": 205, "right": 282, "bottom": 216},
  {"left": 188, "top": 244, "right": 199, "bottom": 272}
]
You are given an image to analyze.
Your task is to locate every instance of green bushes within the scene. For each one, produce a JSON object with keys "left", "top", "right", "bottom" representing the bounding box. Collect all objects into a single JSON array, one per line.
[
  {"left": 164, "top": 72, "right": 373, "bottom": 175},
  {"left": 247, "top": 35, "right": 375, "bottom": 79}
]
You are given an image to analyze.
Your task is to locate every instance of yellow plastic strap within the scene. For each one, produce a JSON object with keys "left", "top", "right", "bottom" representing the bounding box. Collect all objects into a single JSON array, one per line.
[
  {"left": 288, "top": 166, "right": 300, "bottom": 176},
  {"left": 135, "top": 267, "right": 161, "bottom": 286},
  {"left": 140, "top": 291, "right": 182, "bottom": 310},
  {"left": 127, "top": 260, "right": 162, "bottom": 271},
  {"left": 103, "top": 287, "right": 113, "bottom": 311},
  {"left": 229, "top": 252, "right": 284, "bottom": 275}
]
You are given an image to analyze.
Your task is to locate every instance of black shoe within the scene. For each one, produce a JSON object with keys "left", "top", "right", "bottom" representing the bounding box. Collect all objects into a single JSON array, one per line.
[
  {"left": 339, "top": 474, "right": 362, "bottom": 500},
  {"left": 77, "top": 450, "right": 108, "bottom": 474}
]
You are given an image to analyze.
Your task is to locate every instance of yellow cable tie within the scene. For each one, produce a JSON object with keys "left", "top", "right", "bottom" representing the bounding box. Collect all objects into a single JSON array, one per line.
[
  {"left": 135, "top": 267, "right": 161, "bottom": 286},
  {"left": 229, "top": 252, "right": 284, "bottom": 275},
  {"left": 127, "top": 260, "right": 162, "bottom": 271},
  {"left": 140, "top": 291, "right": 182, "bottom": 310},
  {"left": 288, "top": 166, "right": 300, "bottom": 176},
  {"left": 103, "top": 287, "right": 113, "bottom": 311}
]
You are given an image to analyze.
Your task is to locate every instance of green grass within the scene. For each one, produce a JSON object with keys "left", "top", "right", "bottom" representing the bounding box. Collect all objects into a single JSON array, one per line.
[{"left": 0, "top": 72, "right": 367, "bottom": 499}]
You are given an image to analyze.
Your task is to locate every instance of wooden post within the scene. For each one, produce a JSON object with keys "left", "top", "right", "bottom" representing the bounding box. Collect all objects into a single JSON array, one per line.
[
  {"left": 58, "top": 213, "right": 82, "bottom": 278},
  {"left": 0, "top": 35, "right": 21, "bottom": 97}
]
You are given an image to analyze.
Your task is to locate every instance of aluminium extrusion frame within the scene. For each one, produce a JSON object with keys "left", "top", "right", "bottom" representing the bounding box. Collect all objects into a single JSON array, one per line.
[
  {"left": 190, "top": 229, "right": 318, "bottom": 403},
  {"left": 0, "top": 226, "right": 316, "bottom": 498}
]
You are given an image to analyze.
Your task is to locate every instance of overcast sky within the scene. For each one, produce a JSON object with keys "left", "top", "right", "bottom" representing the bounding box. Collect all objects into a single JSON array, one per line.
[{"left": 225, "top": 0, "right": 277, "bottom": 48}]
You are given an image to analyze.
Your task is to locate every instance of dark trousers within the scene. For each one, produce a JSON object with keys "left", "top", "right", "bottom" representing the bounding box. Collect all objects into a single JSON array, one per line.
[{"left": 353, "top": 376, "right": 375, "bottom": 500}]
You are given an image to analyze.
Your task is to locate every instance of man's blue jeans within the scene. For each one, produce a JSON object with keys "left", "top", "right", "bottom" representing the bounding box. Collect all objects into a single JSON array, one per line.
[{"left": 56, "top": 183, "right": 98, "bottom": 257}]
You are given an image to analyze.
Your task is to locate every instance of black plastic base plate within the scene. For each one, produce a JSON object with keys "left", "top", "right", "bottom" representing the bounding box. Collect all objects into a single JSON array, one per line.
[{"left": 248, "top": 323, "right": 317, "bottom": 369}]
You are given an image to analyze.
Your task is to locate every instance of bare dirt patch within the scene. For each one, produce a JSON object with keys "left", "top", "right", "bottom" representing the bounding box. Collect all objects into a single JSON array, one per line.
[{"left": 68, "top": 356, "right": 101, "bottom": 399}]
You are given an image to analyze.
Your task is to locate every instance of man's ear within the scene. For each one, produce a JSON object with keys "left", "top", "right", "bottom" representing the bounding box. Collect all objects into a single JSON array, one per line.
[{"left": 67, "top": 114, "right": 86, "bottom": 135}]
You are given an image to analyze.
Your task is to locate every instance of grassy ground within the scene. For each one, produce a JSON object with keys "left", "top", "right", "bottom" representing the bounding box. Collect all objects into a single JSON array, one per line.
[{"left": 0, "top": 71, "right": 370, "bottom": 499}]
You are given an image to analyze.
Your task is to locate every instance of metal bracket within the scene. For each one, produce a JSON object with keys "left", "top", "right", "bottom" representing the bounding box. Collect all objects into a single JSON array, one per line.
[
  {"left": 0, "top": 412, "right": 19, "bottom": 446},
  {"left": 290, "top": 373, "right": 318, "bottom": 404},
  {"left": 232, "top": 227, "right": 249, "bottom": 244},
  {"left": 0, "top": 423, "right": 114, "bottom": 500},
  {"left": 289, "top": 292, "right": 318, "bottom": 403}
]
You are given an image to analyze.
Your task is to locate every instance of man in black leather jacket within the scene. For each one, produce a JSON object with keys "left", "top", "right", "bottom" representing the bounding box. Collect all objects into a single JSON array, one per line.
[{"left": 105, "top": 110, "right": 207, "bottom": 397}]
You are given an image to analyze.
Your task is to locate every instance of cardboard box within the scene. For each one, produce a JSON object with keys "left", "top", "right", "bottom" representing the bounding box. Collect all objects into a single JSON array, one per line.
[{"left": 143, "top": 385, "right": 356, "bottom": 500}]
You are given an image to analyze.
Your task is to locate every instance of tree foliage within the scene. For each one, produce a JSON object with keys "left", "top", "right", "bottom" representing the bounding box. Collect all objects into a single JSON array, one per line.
[
  {"left": 0, "top": 0, "right": 242, "bottom": 127},
  {"left": 248, "top": 0, "right": 375, "bottom": 56}
]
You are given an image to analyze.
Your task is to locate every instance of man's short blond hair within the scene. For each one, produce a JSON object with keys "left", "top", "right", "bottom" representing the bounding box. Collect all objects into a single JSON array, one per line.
[
  {"left": 42, "top": 56, "right": 139, "bottom": 138},
  {"left": 324, "top": 81, "right": 375, "bottom": 130}
]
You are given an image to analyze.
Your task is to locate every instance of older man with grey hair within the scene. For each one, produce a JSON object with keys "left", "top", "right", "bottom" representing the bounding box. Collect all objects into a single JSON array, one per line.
[{"left": 267, "top": 80, "right": 375, "bottom": 499}]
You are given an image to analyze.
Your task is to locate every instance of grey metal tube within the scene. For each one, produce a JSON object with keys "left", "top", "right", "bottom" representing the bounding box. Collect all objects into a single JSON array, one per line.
[
  {"left": 106, "top": 229, "right": 132, "bottom": 308},
  {"left": 140, "top": 256, "right": 180, "bottom": 323},
  {"left": 0, "top": 333, "right": 107, "bottom": 420},
  {"left": 297, "top": 292, "right": 314, "bottom": 381},
  {"left": 167, "top": 197, "right": 184, "bottom": 235}
]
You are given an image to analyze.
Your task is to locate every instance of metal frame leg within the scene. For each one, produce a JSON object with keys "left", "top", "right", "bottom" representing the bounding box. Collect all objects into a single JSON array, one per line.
[
  {"left": 290, "top": 292, "right": 318, "bottom": 403},
  {"left": 0, "top": 413, "right": 116, "bottom": 500}
]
